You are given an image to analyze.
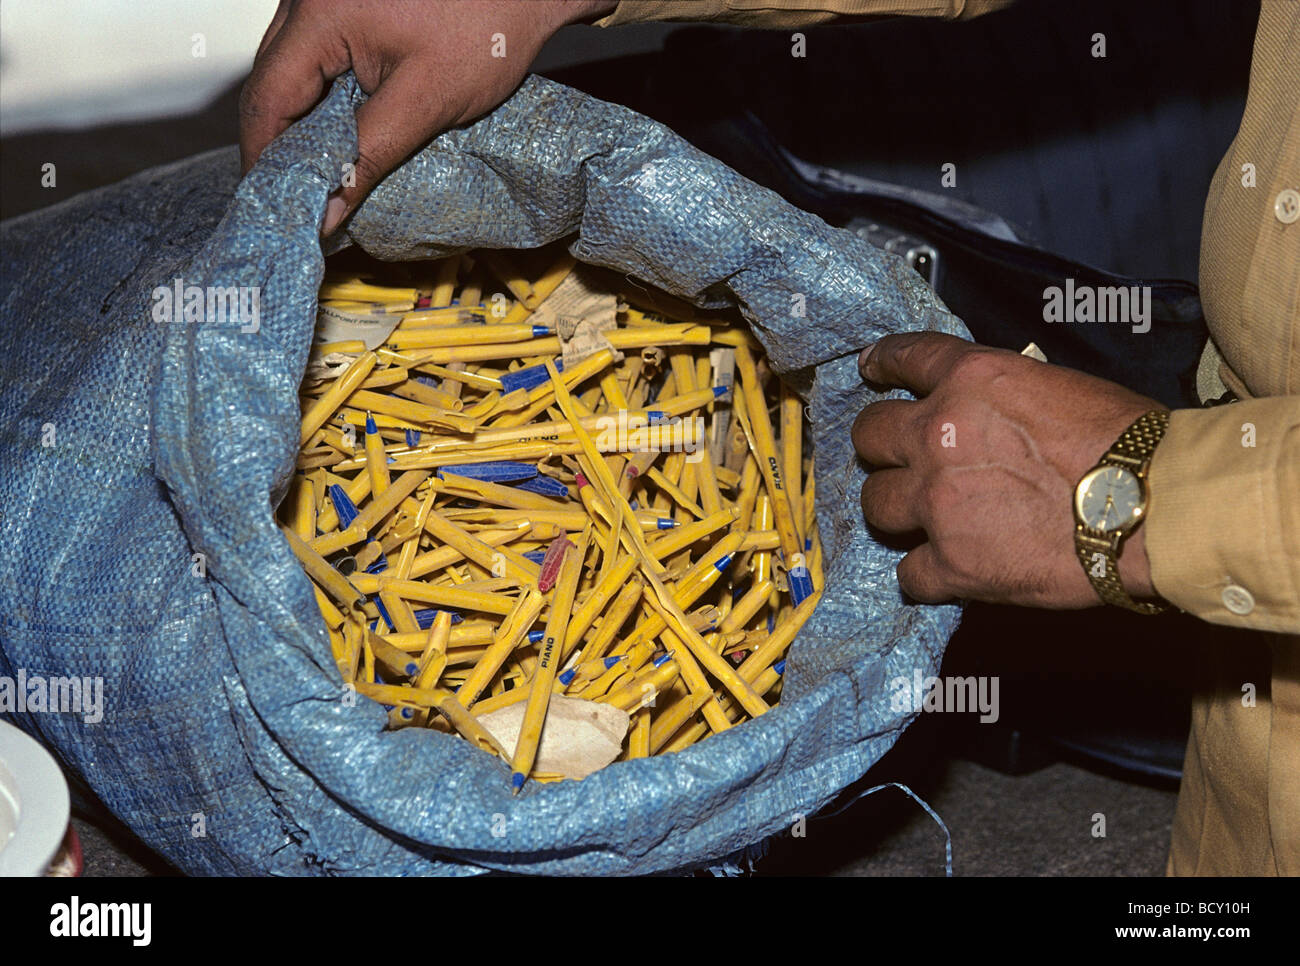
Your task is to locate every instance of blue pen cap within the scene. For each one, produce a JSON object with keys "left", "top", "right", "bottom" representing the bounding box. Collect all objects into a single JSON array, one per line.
[
  {"left": 438, "top": 461, "right": 538, "bottom": 484},
  {"left": 499, "top": 358, "right": 563, "bottom": 394},
  {"left": 531, "top": 325, "right": 551, "bottom": 337},
  {"left": 373, "top": 597, "right": 394, "bottom": 631},
  {"left": 327, "top": 484, "right": 360, "bottom": 529},
  {"left": 364, "top": 545, "right": 389, "bottom": 574},
  {"left": 412, "top": 608, "right": 464, "bottom": 629},
  {"left": 788, "top": 566, "right": 814, "bottom": 606},
  {"left": 515, "top": 476, "right": 570, "bottom": 499}
]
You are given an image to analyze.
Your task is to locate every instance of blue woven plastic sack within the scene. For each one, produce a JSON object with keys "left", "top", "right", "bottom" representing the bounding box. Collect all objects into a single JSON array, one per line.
[{"left": 0, "top": 75, "right": 967, "bottom": 875}]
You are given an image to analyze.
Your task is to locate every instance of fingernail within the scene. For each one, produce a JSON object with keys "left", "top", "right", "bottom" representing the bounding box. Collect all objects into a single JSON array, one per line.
[
  {"left": 858, "top": 342, "right": 877, "bottom": 377},
  {"left": 321, "top": 193, "right": 348, "bottom": 235}
]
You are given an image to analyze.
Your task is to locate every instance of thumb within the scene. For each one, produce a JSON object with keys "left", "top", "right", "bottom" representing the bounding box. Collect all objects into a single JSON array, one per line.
[{"left": 324, "top": 61, "right": 458, "bottom": 235}]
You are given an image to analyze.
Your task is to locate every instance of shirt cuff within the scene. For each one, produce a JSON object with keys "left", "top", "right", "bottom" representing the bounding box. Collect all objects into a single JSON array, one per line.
[
  {"left": 596, "top": 0, "right": 1010, "bottom": 28},
  {"left": 1146, "top": 399, "right": 1300, "bottom": 632}
]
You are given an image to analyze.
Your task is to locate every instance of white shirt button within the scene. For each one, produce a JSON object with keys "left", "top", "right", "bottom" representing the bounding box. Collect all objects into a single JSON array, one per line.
[
  {"left": 1222, "top": 584, "right": 1255, "bottom": 615},
  {"left": 1275, "top": 188, "right": 1300, "bottom": 224}
]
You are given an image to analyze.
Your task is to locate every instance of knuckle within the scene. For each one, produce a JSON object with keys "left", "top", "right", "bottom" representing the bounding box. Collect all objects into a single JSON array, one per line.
[
  {"left": 920, "top": 473, "right": 961, "bottom": 525},
  {"left": 940, "top": 549, "right": 977, "bottom": 592},
  {"left": 916, "top": 477, "right": 941, "bottom": 520},
  {"left": 921, "top": 410, "right": 952, "bottom": 449},
  {"left": 929, "top": 533, "right": 985, "bottom": 597},
  {"left": 948, "top": 347, "right": 1001, "bottom": 385},
  {"left": 890, "top": 335, "right": 928, "bottom": 375}
]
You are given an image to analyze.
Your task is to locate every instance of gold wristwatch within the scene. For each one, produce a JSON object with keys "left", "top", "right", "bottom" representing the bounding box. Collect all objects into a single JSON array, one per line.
[{"left": 1072, "top": 410, "right": 1170, "bottom": 615}]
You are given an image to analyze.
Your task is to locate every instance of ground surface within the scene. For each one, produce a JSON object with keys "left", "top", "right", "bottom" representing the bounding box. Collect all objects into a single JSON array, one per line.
[{"left": 74, "top": 726, "right": 1180, "bottom": 877}]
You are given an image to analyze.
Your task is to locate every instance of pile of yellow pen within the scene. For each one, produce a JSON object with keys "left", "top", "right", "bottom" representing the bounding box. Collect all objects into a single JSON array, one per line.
[{"left": 280, "top": 248, "right": 823, "bottom": 790}]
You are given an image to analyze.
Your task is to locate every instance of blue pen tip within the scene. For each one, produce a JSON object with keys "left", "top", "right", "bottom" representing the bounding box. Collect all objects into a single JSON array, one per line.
[
  {"left": 774, "top": 659, "right": 787, "bottom": 675},
  {"left": 656, "top": 518, "right": 678, "bottom": 529},
  {"left": 365, "top": 412, "right": 378, "bottom": 434},
  {"left": 532, "top": 325, "right": 550, "bottom": 336},
  {"left": 558, "top": 669, "right": 575, "bottom": 685},
  {"left": 714, "top": 554, "right": 733, "bottom": 572},
  {"left": 712, "top": 385, "right": 731, "bottom": 398},
  {"left": 400, "top": 707, "right": 414, "bottom": 718},
  {"left": 528, "top": 629, "right": 545, "bottom": 644},
  {"left": 511, "top": 773, "right": 526, "bottom": 790},
  {"left": 405, "top": 662, "right": 419, "bottom": 676},
  {"left": 605, "top": 656, "right": 625, "bottom": 668}
]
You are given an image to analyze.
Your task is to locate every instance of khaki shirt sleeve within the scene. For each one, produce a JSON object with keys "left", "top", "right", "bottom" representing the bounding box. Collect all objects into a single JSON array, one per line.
[
  {"left": 1146, "top": 398, "right": 1300, "bottom": 633},
  {"left": 596, "top": 0, "right": 1012, "bottom": 29}
]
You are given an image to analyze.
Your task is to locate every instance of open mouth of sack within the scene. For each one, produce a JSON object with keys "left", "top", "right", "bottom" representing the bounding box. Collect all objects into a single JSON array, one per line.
[{"left": 281, "top": 240, "right": 822, "bottom": 789}]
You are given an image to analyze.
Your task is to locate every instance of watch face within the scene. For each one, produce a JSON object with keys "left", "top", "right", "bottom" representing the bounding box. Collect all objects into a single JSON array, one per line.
[{"left": 1076, "top": 465, "right": 1144, "bottom": 534}]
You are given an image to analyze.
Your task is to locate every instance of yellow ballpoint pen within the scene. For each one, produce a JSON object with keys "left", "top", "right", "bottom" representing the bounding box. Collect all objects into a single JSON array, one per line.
[{"left": 511, "top": 527, "right": 591, "bottom": 791}]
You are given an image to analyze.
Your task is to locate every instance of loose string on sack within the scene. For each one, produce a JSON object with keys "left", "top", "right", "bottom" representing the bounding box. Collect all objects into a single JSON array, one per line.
[{"left": 818, "top": 781, "right": 954, "bottom": 877}]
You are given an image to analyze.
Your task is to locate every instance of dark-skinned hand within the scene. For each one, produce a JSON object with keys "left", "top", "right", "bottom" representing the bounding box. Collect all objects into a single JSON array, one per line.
[
  {"left": 239, "top": 0, "right": 617, "bottom": 234},
  {"left": 853, "top": 332, "right": 1168, "bottom": 608}
]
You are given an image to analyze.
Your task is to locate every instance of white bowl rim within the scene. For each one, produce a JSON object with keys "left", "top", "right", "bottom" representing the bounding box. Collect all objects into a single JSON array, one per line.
[{"left": 0, "top": 720, "right": 70, "bottom": 877}]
